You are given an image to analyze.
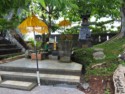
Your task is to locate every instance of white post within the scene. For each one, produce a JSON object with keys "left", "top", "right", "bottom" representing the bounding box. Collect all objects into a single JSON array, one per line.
[
  {"left": 37, "top": 71, "right": 41, "bottom": 86},
  {"left": 33, "top": 28, "right": 41, "bottom": 86},
  {"left": 55, "top": 36, "right": 56, "bottom": 42},
  {"left": 54, "top": 36, "right": 57, "bottom": 50}
]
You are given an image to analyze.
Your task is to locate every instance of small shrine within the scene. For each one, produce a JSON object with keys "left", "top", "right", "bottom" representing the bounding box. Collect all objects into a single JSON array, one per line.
[{"left": 58, "top": 34, "right": 73, "bottom": 63}]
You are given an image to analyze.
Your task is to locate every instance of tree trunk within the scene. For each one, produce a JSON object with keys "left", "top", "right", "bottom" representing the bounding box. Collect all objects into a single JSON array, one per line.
[
  {"left": 120, "top": 3, "right": 125, "bottom": 37},
  {"left": 48, "top": 14, "right": 51, "bottom": 37}
]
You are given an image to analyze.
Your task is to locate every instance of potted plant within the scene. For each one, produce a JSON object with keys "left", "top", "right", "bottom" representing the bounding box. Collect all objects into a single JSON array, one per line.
[{"left": 27, "top": 38, "right": 43, "bottom": 60}]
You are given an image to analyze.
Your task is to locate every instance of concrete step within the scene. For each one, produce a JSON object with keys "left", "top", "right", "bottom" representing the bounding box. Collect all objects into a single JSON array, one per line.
[
  {"left": 0, "top": 48, "right": 21, "bottom": 55},
  {"left": 0, "top": 39, "right": 11, "bottom": 44},
  {"left": 0, "top": 66, "right": 81, "bottom": 76},
  {"left": 0, "top": 53, "right": 24, "bottom": 60},
  {"left": 0, "top": 71, "right": 80, "bottom": 85},
  {"left": 0, "top": 80, "right": 36, "bottom": 90}
]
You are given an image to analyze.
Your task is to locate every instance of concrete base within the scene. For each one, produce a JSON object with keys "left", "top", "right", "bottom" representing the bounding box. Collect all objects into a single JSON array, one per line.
[
  {"left": 48, "top": 55, "right": 58, "bottom": 60},
  {"left": 60, "top": 56, "right": 71, "bottom": 63},
  {"left": 52, "top": 51, "right": 59, "bottom": 56},
  {"left": 0, "top": 80, "right": 36, "bottom": 90}
]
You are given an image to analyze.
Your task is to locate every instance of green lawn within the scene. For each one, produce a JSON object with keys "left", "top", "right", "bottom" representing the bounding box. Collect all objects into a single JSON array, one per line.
[{"left": 74, "top": 37, "right": 125, "bottom": 77}]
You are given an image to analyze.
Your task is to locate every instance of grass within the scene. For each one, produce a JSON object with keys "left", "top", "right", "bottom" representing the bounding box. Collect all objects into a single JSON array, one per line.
[{"left": 74, "top": 37, "right": 125, "bottom": 77}]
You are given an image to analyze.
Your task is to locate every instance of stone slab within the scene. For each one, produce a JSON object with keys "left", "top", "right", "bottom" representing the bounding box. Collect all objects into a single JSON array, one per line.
[
  {"left": 93, "top": 48, "right": 104, "bottom": 52},
  {"left": 93, "top": 51, "right": 105, "bottom": 60},
  {"left": 0, "top": 80, "right": 36, "bottom": 90}
]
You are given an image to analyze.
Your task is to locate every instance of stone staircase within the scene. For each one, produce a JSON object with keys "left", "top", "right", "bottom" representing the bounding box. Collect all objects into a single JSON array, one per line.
[
  {"left": 0, "top": 59, "right": 82, "bottom": 90},
  {"left": 0, "top": 66, "right": 81, "bottom": 85},
  {"left": 0, "top": 39, "right": 22, "bottom": 59}
]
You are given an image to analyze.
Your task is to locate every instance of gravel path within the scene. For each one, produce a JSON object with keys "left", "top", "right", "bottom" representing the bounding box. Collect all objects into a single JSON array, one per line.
[{"left": 0, "top": 85, "right": 85, "bottom": 94}]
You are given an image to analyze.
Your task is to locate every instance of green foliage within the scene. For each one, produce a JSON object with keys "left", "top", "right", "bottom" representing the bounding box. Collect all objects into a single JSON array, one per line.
[
  {"left": 74, "top": 37, "right": 125, "bottom": 77},
  {"left": 0, "top": 0, "right": 30, "bottom": 15},
  {"left": 36, "top": 41, "right": 42, "bottom": 50},
  {"left": 86, "top": 62, "right": 118, "bottom": 76},
  {"left": 86, "top": 37, "right": 125, "bottom": 76},
  {"left": 74, "top": 48, "right": 94, "bottom": 66},
  {"left": 0, "top": 0, "right": 31, "bottom": 31},
  {"left": 104, "top": 88, "right": 111, "bottom": 94},
  {"left": 90, "top": 26, "right": 119, "bottom": 33},
  {"left": 28, "top": 38, "right": 42, "bottom": 50},
  {"left": 61, "top": 26, "right": 80, "bottom": 34},
  {"left": 66, "top": 0, "right": 121, "bottom": 20},
  {"left": 0, "top": 0, "right": 123, "bottom": 34},
  {"left": 0, "top": 18, "right": 15, "bottom": 30}
]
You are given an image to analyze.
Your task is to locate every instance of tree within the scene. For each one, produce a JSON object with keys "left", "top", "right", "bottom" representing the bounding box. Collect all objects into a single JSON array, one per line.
[
  {"left": 0, "top": 0, "right": 124, "bottom": 37},
  {"left": 35, "top": 0, "right": 77, "bottom": 35},
  {"left": 121, "top": 0, "right": 125, "bottom": 36},
  {"left": 62, "top": 0, "right": 122, "bottom": 34},
  {"left": 0, "top": 0, "right": 31, "bottom": 30}
]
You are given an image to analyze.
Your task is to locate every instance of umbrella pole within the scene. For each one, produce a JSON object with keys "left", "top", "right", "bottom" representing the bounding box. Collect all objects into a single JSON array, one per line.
[{"left": 33, "top": 29, "right": 41, "bottom": 86}]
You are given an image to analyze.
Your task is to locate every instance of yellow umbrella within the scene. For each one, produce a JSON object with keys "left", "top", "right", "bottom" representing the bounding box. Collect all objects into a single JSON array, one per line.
[
  {"left": 18, "top": 15, "right": 48, "bottom": 34},
  {"left": 18, "top": 15, "right": 48, "bottom": 86},
  {"left": 58, "top": 19, "right": 71, "bottom": 27},
  {"left": 58, "top": 19, "right": 71, "bottom": 33}
]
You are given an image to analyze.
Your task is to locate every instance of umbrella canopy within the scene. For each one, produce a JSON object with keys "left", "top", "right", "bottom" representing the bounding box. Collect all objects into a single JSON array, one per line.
[
  {"left": 58, "top": 19, "right": 71, "bottom": 27},
  {"left": 18, "top": 15, "right": 48, "bottom": 86},
  {"left": 18, "top": 15, "right": 48, "bottom": 34}
]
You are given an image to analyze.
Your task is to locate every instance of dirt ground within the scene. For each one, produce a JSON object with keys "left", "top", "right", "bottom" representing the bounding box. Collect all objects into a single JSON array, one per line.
[{"left": 78, "top": 75, "right": 114, "bottom": 94}]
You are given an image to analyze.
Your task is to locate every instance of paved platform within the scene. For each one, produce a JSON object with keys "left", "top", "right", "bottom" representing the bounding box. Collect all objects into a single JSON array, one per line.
[{"left": 0, "top": 85, "right": 85, "bottom": 94}]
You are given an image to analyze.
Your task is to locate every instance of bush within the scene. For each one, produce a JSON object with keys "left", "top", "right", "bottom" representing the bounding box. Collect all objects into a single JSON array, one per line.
[{"left": 73, "top": 48, "right": 94, "bottom": 66}]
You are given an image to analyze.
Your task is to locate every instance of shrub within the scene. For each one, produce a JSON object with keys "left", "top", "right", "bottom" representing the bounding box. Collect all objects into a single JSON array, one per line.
[{"left": 73, "top": 48, "right": 94, "bottom": 66}]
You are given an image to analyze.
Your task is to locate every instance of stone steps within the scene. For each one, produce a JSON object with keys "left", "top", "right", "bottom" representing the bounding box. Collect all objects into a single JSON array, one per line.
[
  {"left": 0, "top": 48, "right": 21, "bottom": 55},
  {"left": 0, "top": 67, "right": 81, "bottom": 76},
  {"left": 0, "top": 53, "right": 24, "bottom": 60},
  {"left": 0, "top": 39, "right": 11, "bottom": 44},
  {"left": 0, "top": 38, "right": 22, "bottom": 59},
  {"left": 0, "top": 59, "right": 82, "bottom": 88},
  {"left": 0, "top": 44, "right": 17, "bottom": 49},
  {"left": 0, "top": 59, "right": 82, "bottom": 76},
  {"left": 0, "top": 71, "right": 80, "bottom": 85}
]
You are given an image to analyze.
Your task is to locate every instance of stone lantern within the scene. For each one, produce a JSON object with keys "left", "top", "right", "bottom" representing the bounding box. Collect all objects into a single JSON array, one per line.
[{"left": 78, "top": 14, "right": 91, "bottom": 48}]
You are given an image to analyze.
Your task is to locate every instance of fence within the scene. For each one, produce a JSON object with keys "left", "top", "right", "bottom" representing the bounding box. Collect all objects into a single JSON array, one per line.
[{"left": 50, "top": 33, "right": 118, "bottom": 47}]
